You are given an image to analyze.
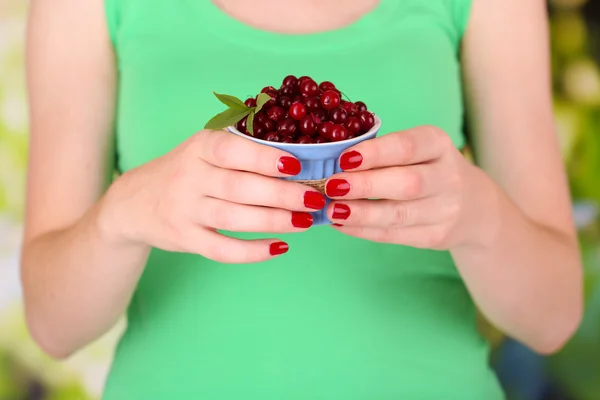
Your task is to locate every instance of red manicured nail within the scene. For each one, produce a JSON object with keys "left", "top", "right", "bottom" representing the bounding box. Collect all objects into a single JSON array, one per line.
[
  {"left": 270, "top": 242, "right": 289, "bottom": 256},
  {"left": 326, "top": 179, "right": 351, "bottom": 197},
  {"left": 339, "top": 151, "right": 363, "bottom": 170},
  {"left": 332, "top": 223, "right": 344, "bottom": 227},
  {"left": 304, "top": 191, "right": 326, "bottom": 210},
  {"left": 292, "top": 212, "right": 313, "bottom": 228},
  {"left": 277, "top": 156, "right": 301, "bottom": 175},
  {"left": 332, "top": 204, "right": 351, "bottom": 220}
]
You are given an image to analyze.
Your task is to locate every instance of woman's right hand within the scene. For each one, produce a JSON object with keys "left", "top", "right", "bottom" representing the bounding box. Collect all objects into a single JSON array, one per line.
[{"left": 99, "top": 129, "right": 326, "bottom": 263}]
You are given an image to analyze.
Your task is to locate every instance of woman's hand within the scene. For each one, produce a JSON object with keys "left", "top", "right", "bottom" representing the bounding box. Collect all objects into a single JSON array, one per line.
[
  {"left": 100, "top": 129, "right": 326, "bottom": 263},
  {"left": 326, "top": 126, "right": 493, "bottom": 250}
]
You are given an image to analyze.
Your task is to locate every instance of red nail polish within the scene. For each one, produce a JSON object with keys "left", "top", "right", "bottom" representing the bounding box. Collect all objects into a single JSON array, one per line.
[
  {"left": 332, "top": 223, "right": 344, "bottom": 227},
  {"left": 340, "top": 151, "right": 363, "bottom": 170},
  {"left": 332, "top": 203, "right": 351, "bottom": 220},
  {"left": 304, "top": 191, "right": 326, "bottom": 210},
  {"left": 326, "top": 179, "right": 351, "bottom": 197},
  {"left": 292, "top": 212, "right": 313, "bottom": 228},
  {"left": 277, "top": 156, "right": 301, "bottom": 176},
  {"left": 270, "top": 241, "right": 289, "bottom": 256}
]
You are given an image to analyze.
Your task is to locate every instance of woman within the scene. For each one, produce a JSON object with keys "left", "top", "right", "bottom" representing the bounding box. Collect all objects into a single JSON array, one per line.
[{"left": 22, "top": 0, "right": 582, "bottom": 398}]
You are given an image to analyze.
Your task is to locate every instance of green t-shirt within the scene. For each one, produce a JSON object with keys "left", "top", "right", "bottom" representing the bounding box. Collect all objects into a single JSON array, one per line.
[{"left": 103, "top": 0, "right": 504, "bottom": 398}]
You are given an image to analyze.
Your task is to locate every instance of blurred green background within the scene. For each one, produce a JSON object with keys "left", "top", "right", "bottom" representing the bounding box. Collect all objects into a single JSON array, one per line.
[{"left": 1, "top": 0, "right": 600, "bottom": 399}]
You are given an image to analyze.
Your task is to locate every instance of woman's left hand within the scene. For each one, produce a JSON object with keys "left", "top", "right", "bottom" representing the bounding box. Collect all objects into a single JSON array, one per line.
[{"left": 327, "top": 126, "right": 494, "bottom": 250}]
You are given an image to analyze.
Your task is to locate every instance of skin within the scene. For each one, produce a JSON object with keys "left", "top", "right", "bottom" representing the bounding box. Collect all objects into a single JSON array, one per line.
[{"left": 21, "top": 0, "right": 581, "bottom": 360}]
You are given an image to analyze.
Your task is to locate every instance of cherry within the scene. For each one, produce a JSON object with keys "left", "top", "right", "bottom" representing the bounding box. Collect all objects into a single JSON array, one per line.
[
  {"left": 297, "top": 135, "right": 314, "bottom": 144},
  {"left": 321, "top": 90, "right": 341, "bottom": 110},
  {"left": 318, "top": 121, "right": 335, "bottom": 138},
  {"left": 292, "top": 95, "right": 303, "bottom": 103},
  {"left": 264, "top": 119, "right": 276, "bottom": 132},
  {"left": 237, "top": 116, "right": 248, "bottom": 134},
  {"left": 264, "top": 132, "right": 280, "bottom": 142},
  {"left": 253, "top": 123, "right": 267, "bottom": 139},
  {"left": 278, "top": 96, "right": 292, "bottom": 109},
  {"left": 255, "top": 112, "right": 269, "bottom": 126},
  {"left": 314, "top": 136, "right": 328, "bottom": 143},
  {"left": 261, "top": 86, "right": 277, "bottom": 94},
  {"left": 355, "top": 101, "right": 368, "bottom": 112},
  {"left": 265, "top": 92, "right": 277, "bottom": 108},
  {"left": 282, "top": 75, "right": 298, "bottom": 87},
  {"left": 300, "top": 79, "right": 319, "bottom": 97},
  {"left": 245, "top": 98, "right": 257, "bottom": 108},
  {"left": 358, "top": 111, "right": 375, "bottom": 132},
  {"left": 319, "top": 81, "right": 336, "bottom": 91},
  {"left": 345, "top": 116, "right": 361, "bottom": 135},
  {"left": 281, "top": 136, "right": 295, "bottom": 143},
  {"left": 330, "top": 124, "right": 349, "bottom": 142},
  {"left": 299, "top": 115, "right": 317, "bottom": 136},
  {"left": 341, "top": 101, "right": 358, "bottom": 116},
  {"left": 312, "top": 109, "right": 328, "bottom": 123},
  {"left": 330, "top": 107, "right": 347, "bottom": 124},
  {"left": 267, "top": 106, "right": 285, "bottom": 122},
  {"left": 277, "top": 118, "right": 298, "bottom": 137},
  {"left": 289, "top": 102, "right": 307, "bottom": 120},
  {"left": 279, "top": 85, "right": 295, "bottom": 97},
  {"left": 297, "top": 76, "right": 312, "bottom": 87},
  {"left": 303, "top": 96, "right": 321, "bottom": 112}
]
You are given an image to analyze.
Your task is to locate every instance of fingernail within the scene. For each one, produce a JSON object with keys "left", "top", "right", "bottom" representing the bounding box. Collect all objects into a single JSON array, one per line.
[
  {"left": 332, "top": 223, "right": 344, "bottom": 227},
  {"left": 292, "top": 212, "right": 313, "bottom": 228},
  {"left": 277, "top": 156, "right": 302, "bottom": 175},
  {"left": 340, "top": 151, "right": 363, "bottom": 170},
  {"left": 270, "top": 241, "right": 289, "bottom": 256},
  {"left": 332, "top": 204, "right": 351, "bottom": 220},
  {"left": 304, "top": 191, "right": 326, "bottom": 210},
  {"left": 326, "top": 179, "right": 351, "bottom": 197}
]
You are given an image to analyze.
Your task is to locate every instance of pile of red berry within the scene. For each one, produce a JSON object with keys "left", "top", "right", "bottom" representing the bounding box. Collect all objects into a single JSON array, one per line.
[{"left": 235, "top": 75, "right": 376, "bottom": 144}]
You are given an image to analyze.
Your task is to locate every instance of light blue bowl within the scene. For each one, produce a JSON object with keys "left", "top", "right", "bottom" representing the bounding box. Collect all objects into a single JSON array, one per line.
[{"left": 228, "top": 115, "right": 382, "bottom": 225}]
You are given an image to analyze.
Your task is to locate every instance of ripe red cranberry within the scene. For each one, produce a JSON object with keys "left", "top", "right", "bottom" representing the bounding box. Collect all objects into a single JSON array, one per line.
[
  {"left": 245, "top": 98, "right": 257, "bottom": 108},
  {"left": 267, "top": 106, "right": 285, "bottom": 122},
  {"left": 299, "top": 115, "right": 317, "bottom": 136},
  {"left": 264, "top": 119, "right": 276, "bottom": 132},
  {"left": 296, "top": 135, "right": 314, "bottom": 144},
  {"left": 278, "top": 96, "right": 292, "bottom": 109},
  {"left": 320, "top": 90, "right": 341, "bottom": 110},
  {"left": 261, "top": 86, "right": 277, "bottom": 94},
  {"left": 330, "top": 124, "right": 349, "bottom": 142},
  {"left": 277, "top": 118, "right": 298, "bottom": 137},
  {"left": 299, "top": 79, "right": 319, "bottom": 97},
  {"left": 282, "top": 75, "right": 298, "bottom": 88},
  {"left": 237, "top": 116, "right": 248, "bottom": 134},
  {"left": 281, "top": 136, "right": 295, "bottom": 143},
  {"left": 312, "top": 109, "right": 328, "bottom": 123},
  {"left": 289, "top": 102, "right": 307, "bottom": 120},
  {"left": 341, "top": 101, "right": 358, "bottom": 116},
  {"left": 314, "top": 136, "right": 328, "bottom": 143},
  {"left": 330, "top": 107, "right": 347, "bottom": 124},
  {"left": 345, "top": 116, "right": 361, "bottom": 135},
  {"left": 303, "top": 96, "right": 321, "bottom": 112},
  {"left": 319, "top": 81, "right": 336, "bottom": 91},
  {"left": 358, "top": 111, "right": 375, "bottom": 132},
  {"left": 355, "top": 101, "right": 368, "bottom": 112},
  {"left": 279, "top": 85, "right": 295, "bottom": 97},
  {"left": 264, "top": 132, "right": 280, "bottom": 142},
  {"left": 318, "top": 121, "right": 335, "bottom": 138}
]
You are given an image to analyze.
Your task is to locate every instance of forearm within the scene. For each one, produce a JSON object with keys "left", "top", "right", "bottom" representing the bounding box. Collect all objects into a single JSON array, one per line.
[
  {"left": 21, "top": 198, "right": 150, "bottom": 359},
  {"left": 451, "top": 166, "right": 582, "bottom": 354}
]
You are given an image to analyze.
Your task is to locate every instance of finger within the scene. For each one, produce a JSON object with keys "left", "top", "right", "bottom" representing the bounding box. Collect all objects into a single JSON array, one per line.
[
  {"left": 203, "top": 166, "right": 327, "bottom": 212},
  {"left": 331, "top": 224, "right": 448, "bottom": 250},
  {"left": 325, "top": 164, "right": 439, "bottom": 200},
  {"left": 338, "top": 126, "right": 449, "bottom": 171},
  {"left": 198, "top": 197, "right": 314, "bottom": 232},
  {"left": 193, "top": 129, "right": 302, "bottom": 177},
  {"left": 328, "top": 197, "right": 449, "bottom": 228},
  {"left": 180, "top": 227, "right": 290, "bottom": 264}
]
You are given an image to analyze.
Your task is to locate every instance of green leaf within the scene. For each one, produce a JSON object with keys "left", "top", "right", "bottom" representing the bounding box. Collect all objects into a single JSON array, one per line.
[
  {"left": 213, "top": 92, "right": 249, "bottom": 110},
  {"left": 255, "top": 93, "right": 272, "bottom": 114},
  {"left": 247, "top": 111, "right": 255, "bottom": 136},
  {"left": 204, "top": 107, "right": 251, "bottom": 130}
]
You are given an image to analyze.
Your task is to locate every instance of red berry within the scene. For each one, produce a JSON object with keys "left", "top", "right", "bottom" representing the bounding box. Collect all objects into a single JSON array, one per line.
[
  {"left": 289, "top": 102, "right": 307, "bottom": 120},
  {"left": 297, "top": 76, "right": 312, "bottom": 87},
  {"left": 264, "top": 132, "right": 280, "bottom": 142},
  {"left": 345, "top": 116, "right": 361, "bottom": 135},
  {"left": 253, "top": 123, "right": 267, "bottom": 139},
  {"left": 355, "top": 101, "right": 368, "bottom": 112},
  {"left": 267, "top": 106, "right": 285, "bottom": 122},
  {"left": 358, "top": 111, "right": 375, "bottom": 132},
  {"left": 319, "top": 81, "right": 336, "bottom": 91},
  {"left": 292, "top": 95, "right": 303, "bottom": 103},
  {"left": 318, "top": 121, "right": 335, "bottom": 138},
  {"left": 320, "top": 90, "right": 341, "bottom": 110},
  {"left": 265, "top": 92, "right": 277, "bottom": 108},
  {"left": 299, "top": 79, "right": 319, "bottom": 97},
  {"left": 330, "top": 125, "right": 349, "bottom": 142},
  {"left": 341, "top": 101, "right": 358, "bottom": 116},
  {"left": 314, "top": 136, "right": 328, "bottom": 143},
  {"left": 279, "top": 85, "right": 295, "bottom": 97},
  {"left": 282, "top": 75, "right": 298, "bottom": 87},
  {"left": 278, "top": 96, "right": 292, "bottom": 109},
  {"left": 261, "top": 86, "right": 277, "bottom": 94},
  {"left": 255, "top": 112, "right": 269, "bottom": 126},
  {"left": 312, "top": 109, "right": 328, "bottom": 123},
  {"left": 245, "top": 98, "right": 257, "bottom": 107},
  {"left": 303, "top": 96, "right": 321, "bottom": 112},
  {"left": 296, "top": 135, "right": 314, "bottom": 144},
  {"left": 277, "top": 118, "right": 298, "bottom": 137},
  {"left": 237, "top": 116, "right": 248, "bottom": 134},
  {"left": 264, "top": 119, "right": 276, "bottom": 132},
  {"left": 330, "top": 107, "right": 347, "bottom": 124},
  {"left": 299, "top": 115, "right": 317, "bottom": 136},
  {"left": 281, "top": 136, "right": 295, "bottom": 143}
]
